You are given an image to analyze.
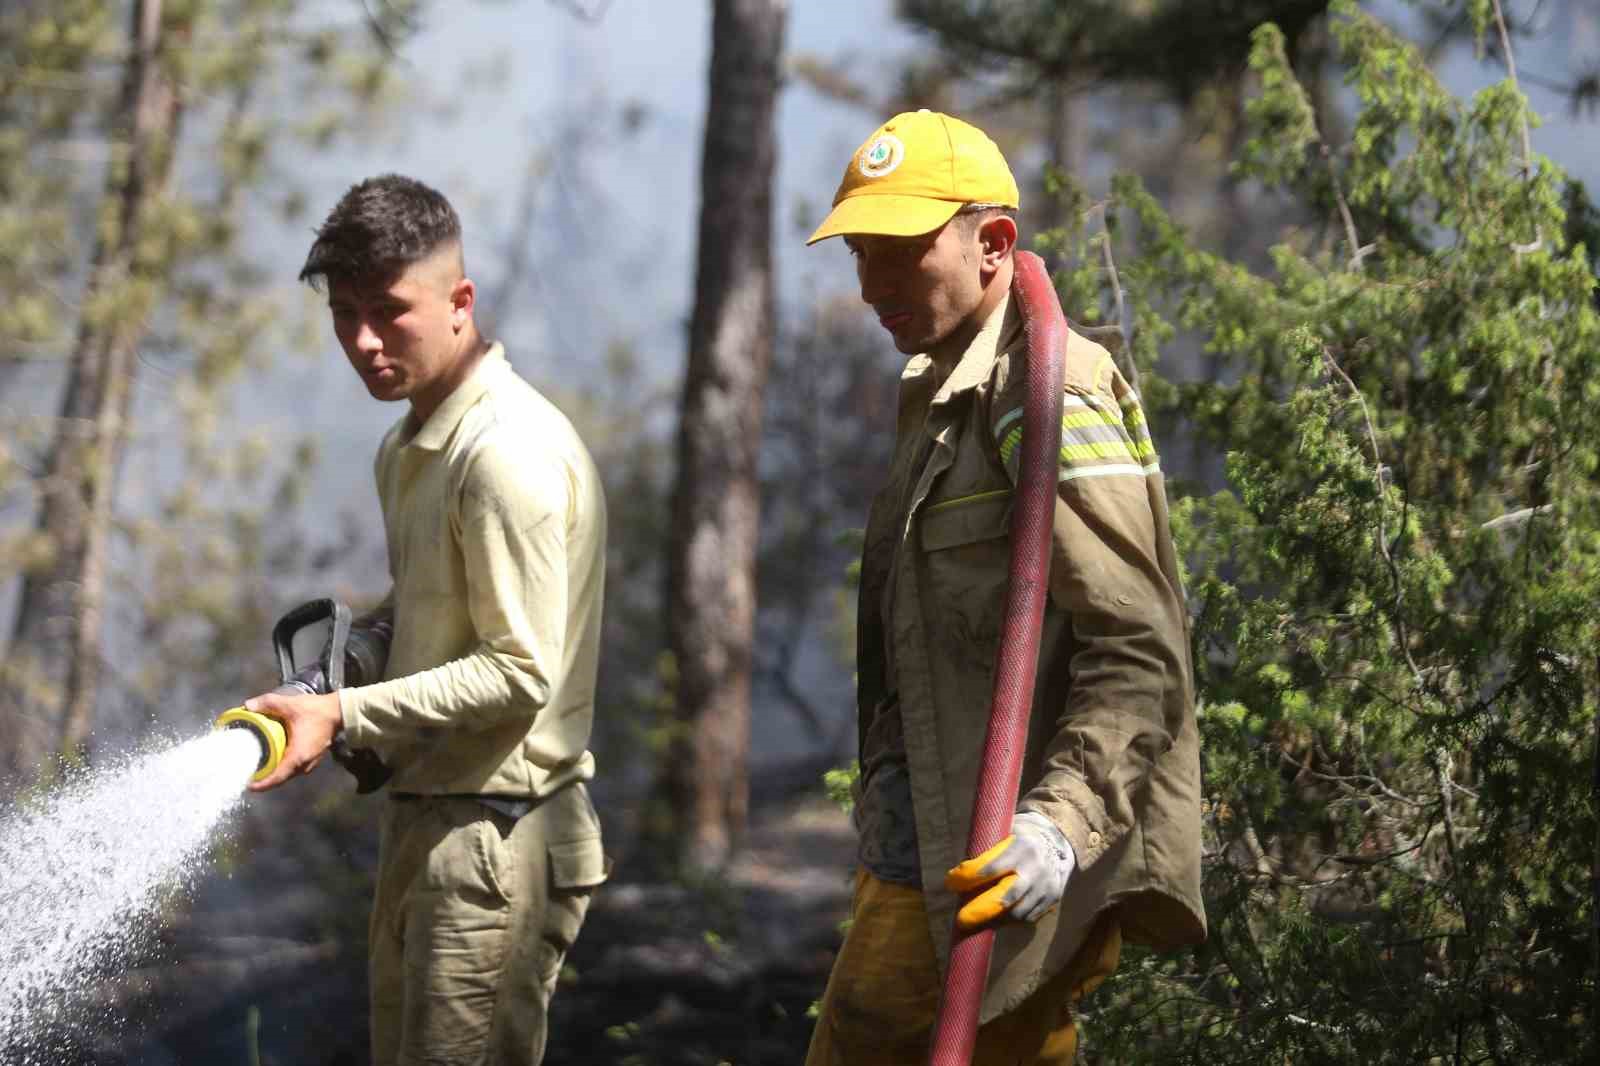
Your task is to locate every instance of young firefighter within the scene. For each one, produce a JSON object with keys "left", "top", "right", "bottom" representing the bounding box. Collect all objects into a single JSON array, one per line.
[
  {"left": 803, "top": 112, "right": 1205, "bottom": 1064},
  {"left": 245, "top": 175, "right": 608, "bottom": 1066}
]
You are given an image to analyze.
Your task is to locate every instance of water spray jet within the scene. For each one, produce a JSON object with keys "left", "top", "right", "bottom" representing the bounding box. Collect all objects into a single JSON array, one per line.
[
  {"left": 0, "top": 597, "right": 392, "bottom": 1059},
  {"left": 213, "top": 707, "right": 286, "bottom": 783}
]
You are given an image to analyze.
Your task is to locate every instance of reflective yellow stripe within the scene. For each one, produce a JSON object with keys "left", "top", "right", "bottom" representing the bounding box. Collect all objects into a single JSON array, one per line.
[
  {"left": 1063, "top": 409, "right": 1110, "bottom": 430},
  {"left": 1061, "top": 439, "right": 1138, "bottom": 463},
  {"left": 999, "top": 426, "right": 1023, "bottom": 467},
  {"left": 997, "top": 389, "right": 1161, "bottom": 476},
  {"left": 1003, "top": 427, "right": 1153, "bottom": 467}
]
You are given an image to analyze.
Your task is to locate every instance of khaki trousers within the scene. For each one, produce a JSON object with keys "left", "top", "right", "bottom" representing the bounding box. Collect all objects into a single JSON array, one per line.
[
  {"left": 805, "top": 870, "right": 1121, "bottom": 1066},
  {"left": 369, "top": 787, "right": 606, "bottom": 1066}
]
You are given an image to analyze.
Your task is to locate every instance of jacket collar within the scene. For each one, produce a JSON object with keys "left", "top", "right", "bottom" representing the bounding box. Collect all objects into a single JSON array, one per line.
[
  {"left": 404, "top": 342, "right": 505, "bottom": 451},
  {"left": 929, "top": 291, "right": 1020, "bottom": 411}
]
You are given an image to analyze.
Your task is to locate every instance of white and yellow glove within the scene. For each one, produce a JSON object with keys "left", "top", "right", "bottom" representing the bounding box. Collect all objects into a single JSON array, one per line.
[{"left": 943, "top": 811, "right": 1076, "bottom": 932}]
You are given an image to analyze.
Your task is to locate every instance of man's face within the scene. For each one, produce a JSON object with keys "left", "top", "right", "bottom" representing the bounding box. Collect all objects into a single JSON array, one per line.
[
  {"left": 845, "top": 219, "right": 986, "bottom": 356},
  {"left": 327, "top": 249, "right": 467, "bottom": 410}
]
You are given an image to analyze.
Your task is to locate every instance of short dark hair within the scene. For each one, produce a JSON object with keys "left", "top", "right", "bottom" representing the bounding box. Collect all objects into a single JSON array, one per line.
[
  {"left": 952, "top": 202, "right": 1017, "bottom": 237},
  {"left": 299, "top": 174, "right": 461, "bottom": 290}
]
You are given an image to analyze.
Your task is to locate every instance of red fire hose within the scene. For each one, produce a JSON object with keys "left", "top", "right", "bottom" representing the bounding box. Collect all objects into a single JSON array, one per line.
[{"left": 927, "top": 249, "right": 1067, "bottom": 1065}]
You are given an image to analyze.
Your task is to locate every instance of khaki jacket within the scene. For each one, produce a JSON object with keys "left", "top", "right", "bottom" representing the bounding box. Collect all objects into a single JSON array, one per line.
[
  {"left": 339, "top": 344, "right": 607, "bottom": 800},
  {"left": 858, "top": 295, "right": 1205, "bottom": 1022}
]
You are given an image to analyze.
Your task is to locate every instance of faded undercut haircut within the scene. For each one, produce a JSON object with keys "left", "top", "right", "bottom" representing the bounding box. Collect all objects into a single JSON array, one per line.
[
  {"left": 953, "top": 201, "right": 1018, "bottom": 237},
  {"left": 299, "top": 174, "right": 462, "bottom": 291}
]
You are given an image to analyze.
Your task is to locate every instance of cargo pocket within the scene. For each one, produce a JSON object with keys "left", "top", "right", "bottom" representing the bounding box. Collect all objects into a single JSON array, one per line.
[
  {"left": 397, "top": 803, "right": 516, "bottom": 1060},
  {"left": 549, "top": 835, "right": 609, "bottom": 891},
  {"left": 918, "top": 489, "right": 1011, "bottom": 552},
  {"left": 536, "top": 835, "right": 607, "bottom": 991},
  {"left": 918, "top": 491, "right": 1011, "bottom": 654}
]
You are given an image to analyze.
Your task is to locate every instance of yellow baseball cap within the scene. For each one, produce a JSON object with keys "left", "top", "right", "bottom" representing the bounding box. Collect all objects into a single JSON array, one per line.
[{"left": 806, "top": 109, "right": 1019, "bottom": 245}]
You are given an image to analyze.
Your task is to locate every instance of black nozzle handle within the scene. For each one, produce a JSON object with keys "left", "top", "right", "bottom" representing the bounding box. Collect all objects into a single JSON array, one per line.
[{"left": 272, "top": 599, "right": 353, "bottom": 689}]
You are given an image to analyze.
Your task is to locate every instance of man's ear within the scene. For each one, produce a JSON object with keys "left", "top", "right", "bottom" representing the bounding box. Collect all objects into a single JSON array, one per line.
[
  {"left": 978, "top": 214, "right": 1018, "bottom": 278},
  {"left": 450, "top": 276, "right": 475, "bottom": 331}
]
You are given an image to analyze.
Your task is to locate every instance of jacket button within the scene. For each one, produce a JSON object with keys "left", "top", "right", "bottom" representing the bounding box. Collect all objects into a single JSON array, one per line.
[{"left": 1088, "top": 831, "right": 1103, "bottom": 849}]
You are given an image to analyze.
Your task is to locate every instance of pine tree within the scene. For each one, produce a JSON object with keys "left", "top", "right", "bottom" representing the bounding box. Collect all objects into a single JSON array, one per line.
[
  {"left": 654, "top": 0, "right": 789, "bottom": 874},
  {"left": 0, "top": 0, "right": 401, "bottom": 791},
  {"left": 1039, "top": 1, "right": 1600, "bottom": 1060}
]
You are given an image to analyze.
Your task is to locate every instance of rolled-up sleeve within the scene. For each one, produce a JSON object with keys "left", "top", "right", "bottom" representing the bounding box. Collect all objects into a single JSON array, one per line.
[{"left": 339, "top": 440, "right": 571, "bottom": 749}]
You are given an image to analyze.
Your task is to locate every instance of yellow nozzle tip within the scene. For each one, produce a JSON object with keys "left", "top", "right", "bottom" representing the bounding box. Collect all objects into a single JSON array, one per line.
[{"left": 214, "top": 707, "right": 287, "bottom": 782}]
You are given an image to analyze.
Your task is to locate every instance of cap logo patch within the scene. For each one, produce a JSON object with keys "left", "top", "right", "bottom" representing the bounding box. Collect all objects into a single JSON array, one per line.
[{"left": 858, "top": 134, "right": 905, "bottom": 179}]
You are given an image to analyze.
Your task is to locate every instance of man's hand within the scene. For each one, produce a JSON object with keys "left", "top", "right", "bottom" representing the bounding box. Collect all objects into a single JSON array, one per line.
[
  {"left": 244, "top": 690, "right": 342, "bottom": 792},
  {"left": 944, "top": 811, "right": 1076, "bottom": 932}
]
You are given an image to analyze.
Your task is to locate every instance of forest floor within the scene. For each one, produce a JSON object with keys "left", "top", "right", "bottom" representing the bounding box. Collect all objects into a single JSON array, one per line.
[
  {"left": 77, "top": 766, "right": 857, "bottom": 1066},
  {"left": 544, "top": 788, "right": 856, "bottom": 1066}
]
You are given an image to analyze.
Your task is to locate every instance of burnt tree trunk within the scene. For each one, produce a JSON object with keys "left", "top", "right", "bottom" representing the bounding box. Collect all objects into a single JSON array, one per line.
[
  {"left": 0, "top": 0, "right": 184, "bottom": 783},
  {"left": 655, "top": 0, "right": 788, "bottom": 873}
]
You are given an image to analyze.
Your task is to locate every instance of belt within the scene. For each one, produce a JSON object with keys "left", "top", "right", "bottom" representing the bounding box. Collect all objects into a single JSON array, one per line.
[{"left": 390, "top": 792, "right": 537, "bottom": 820}]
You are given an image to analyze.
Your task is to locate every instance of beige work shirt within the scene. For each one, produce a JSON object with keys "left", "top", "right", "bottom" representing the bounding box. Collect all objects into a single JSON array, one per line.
[
  {"left": 857, "top": 294, "right": 1205, "bottom": 1022},
  {"left": 338, "top": 343, "right": 607, "bottom": 799}
]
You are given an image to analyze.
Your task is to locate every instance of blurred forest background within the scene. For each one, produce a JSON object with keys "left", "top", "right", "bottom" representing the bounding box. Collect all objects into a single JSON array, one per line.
[{"left": 2, "top": 0, "right": 1599, "bottom": 1063}]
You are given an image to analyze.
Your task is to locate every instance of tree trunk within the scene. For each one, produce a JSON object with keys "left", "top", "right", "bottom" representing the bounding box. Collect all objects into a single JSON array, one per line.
[
  {"left": 1038, "top": 78, "right": 1082, "bottom": 240},
  {"left": 655, "top": 0, "right": 787, "bottom": 874},
  {"left": 0, "top": 0, "right": 184, "bottom": 783}
]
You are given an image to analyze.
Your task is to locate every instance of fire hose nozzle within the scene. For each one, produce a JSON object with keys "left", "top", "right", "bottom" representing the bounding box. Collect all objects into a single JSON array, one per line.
[{"left": 214, "top": 707, "right": 287, "bottom": 783}]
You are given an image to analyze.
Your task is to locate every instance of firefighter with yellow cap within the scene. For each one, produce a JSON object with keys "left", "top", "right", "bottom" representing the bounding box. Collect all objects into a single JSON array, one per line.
[{"left": 803, "top": 110, "right": 1206, "bottom": 1064}]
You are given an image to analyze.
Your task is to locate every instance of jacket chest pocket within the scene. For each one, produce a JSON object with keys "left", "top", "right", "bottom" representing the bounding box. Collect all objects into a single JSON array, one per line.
[{"left": 916, "top": 490, "right": 1011, "bottom": 653}]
